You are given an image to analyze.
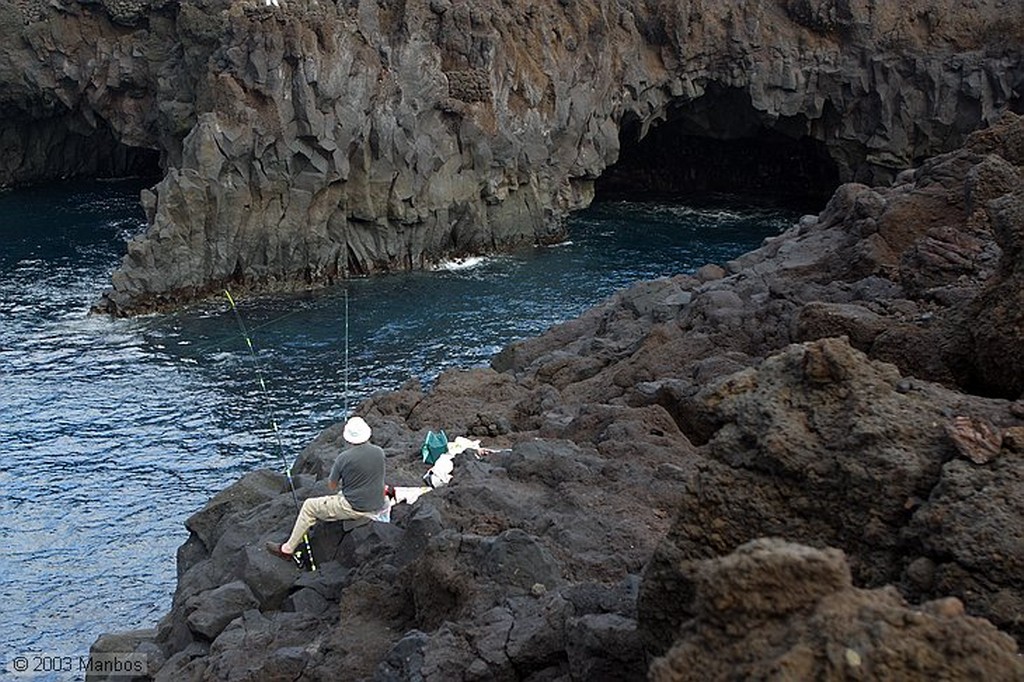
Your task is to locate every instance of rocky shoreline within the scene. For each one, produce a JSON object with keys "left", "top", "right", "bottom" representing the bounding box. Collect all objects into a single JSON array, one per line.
[
  {"left": 2, "top": 0, "right": 1023, "bottom": 313},
  {"left": 90, "top": 113, "right": 1024, "bottom": 679}
]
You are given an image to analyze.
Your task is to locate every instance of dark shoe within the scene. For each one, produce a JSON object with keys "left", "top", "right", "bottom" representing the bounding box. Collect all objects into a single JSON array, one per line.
[{"left": 265, "top": 542, "right": 293, "bottom": 561}]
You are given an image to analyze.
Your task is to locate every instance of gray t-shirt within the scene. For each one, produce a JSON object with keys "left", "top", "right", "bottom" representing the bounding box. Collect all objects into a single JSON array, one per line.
[{"left": 328, "top": 442, "right": 386, "bottom": 512}]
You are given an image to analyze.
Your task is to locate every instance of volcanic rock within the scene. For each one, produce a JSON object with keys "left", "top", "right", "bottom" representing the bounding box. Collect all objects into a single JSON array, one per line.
[
  {"left": 648, "top": 539, "right": 1024, "bottom": 681},
  {"left": 89, "top": 86, "right": 1024, "bottom": 682},
  {"left": 2, "top": 0, "right": 1023, "bottom": 312}
]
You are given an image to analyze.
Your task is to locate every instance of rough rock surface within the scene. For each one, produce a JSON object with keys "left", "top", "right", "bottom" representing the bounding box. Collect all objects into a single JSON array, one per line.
[
  {"left": 648, "top": 539, "right": 1024, "bottom": 681},
  {"left": 2, "top": 0, "right": 1023, "bottom": 313},
  {"left": 90, "top": 113, "right": 1024, "bottom": 679}
]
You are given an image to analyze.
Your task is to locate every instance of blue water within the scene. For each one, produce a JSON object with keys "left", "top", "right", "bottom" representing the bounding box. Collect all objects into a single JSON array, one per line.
[{"left": 0, "top": 180, "right": 801, "bottom": 672}]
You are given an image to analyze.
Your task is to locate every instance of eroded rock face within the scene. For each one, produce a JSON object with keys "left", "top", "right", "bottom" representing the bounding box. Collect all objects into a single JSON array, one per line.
[
  {"left": 648, "top": 539, "right": 1024, "bottom": 682},
  {"left": 968, "top": 185, "right": 1024, "bottom": 398},
  {"left": 636, "top": 336, "right": 1024, "bottom": 656},
  {"left": 2, "top": 0, "right": 1023, "bottom": 312}
]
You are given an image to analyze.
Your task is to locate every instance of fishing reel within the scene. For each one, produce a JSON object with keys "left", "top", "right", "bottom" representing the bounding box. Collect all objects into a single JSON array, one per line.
[{"left": 291, "top": 544, "right": 316, "bottom": 571}]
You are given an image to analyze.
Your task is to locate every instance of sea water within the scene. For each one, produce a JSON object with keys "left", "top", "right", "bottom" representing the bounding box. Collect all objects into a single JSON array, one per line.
[{"left": 0, "top": 179, "right": 802, "bottom": 669}]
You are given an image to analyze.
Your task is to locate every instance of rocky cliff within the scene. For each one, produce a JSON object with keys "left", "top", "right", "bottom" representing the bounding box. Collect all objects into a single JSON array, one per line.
[
  {"left": 2, "top": 0, "right": 1022, "bottom": 313},
  {"left": 91, "top": 112, "right": 1024, "bottom": 679}
]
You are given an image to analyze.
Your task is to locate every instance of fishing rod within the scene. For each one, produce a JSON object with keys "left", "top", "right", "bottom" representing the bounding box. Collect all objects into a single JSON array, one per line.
[
  {"left": 223, "top": 289, "right": 317, "bottom": 571},
  {"left": 343, "top": 224, "right": 352, "bottom": 417}
]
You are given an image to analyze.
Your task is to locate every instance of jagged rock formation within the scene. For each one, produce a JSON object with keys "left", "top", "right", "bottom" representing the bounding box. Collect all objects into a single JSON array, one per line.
[
  {"left": 91, "top": 114, "right": 1024, "bottom": 680},
  {"left": 2, "top": 0, "right": 1023, "bottom": 313},
  {"left": 648, "top": 539, "right": 1024, "bottom": 681}
]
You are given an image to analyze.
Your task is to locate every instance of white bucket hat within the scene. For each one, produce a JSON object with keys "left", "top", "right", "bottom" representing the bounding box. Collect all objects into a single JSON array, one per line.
[{"left": 343, "top": 416, "right": 372, "bottom": 445}]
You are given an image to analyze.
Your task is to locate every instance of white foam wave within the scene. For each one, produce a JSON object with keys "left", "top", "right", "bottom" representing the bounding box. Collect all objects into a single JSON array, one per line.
[{"left": 434, "top": 256, "right": 488, "bottom": 271}]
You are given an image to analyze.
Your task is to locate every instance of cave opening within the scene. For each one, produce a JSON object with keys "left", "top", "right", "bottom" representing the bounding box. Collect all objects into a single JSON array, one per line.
[
  {"left": 595, "top": 85, "right": 840, "bottom": 212},
  {"left": 91, "top": 139, "right": 162, "bottom": 181},
  {"left": 0, "top": 111, "right": 163, "bottom": 188}
]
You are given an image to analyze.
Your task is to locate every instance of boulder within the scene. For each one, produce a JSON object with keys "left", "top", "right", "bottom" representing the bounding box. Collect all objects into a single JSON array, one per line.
[
  {"left": 184, "top": 580, "right": 259, "bottom": 640},
  {"left": 648, "top": 539, "right": 1024, "bottom": 681}
]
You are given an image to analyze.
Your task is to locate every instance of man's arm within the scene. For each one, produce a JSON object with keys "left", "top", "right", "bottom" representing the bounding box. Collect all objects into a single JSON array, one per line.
[{"left": 328, "top": 452, "right": 345, "bottom": 492}]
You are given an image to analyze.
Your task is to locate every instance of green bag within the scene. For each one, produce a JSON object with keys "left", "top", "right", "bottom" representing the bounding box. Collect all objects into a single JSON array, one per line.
[{"left": 421, "top": 430, "right": 449, "bottom": 464}]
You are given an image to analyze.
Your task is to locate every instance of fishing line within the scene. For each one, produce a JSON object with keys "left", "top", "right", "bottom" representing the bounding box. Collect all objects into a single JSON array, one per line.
[
  {"left": 223, "top": 289, "right": 317, "bottom": 571},
  {"left": 344, "top": 286, "right": 350, "bottom": 416},
  {"left": 170, "top": 303, "right": 311, "bottom": 356}
]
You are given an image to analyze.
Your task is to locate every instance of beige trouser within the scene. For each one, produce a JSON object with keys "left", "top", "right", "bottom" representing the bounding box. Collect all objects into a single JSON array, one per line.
[{"left": 285, "top": 493, "right": 374, "bottom": 549}]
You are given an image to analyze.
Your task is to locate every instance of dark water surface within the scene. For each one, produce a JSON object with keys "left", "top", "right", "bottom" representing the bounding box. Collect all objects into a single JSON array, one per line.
[{"left": 0, "top": 180, "right": 802, "bottom": 672}]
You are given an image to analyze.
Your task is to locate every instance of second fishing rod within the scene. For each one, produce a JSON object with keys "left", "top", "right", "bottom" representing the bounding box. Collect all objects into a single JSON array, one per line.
[{"left": 223, "top": 289, "right": 317, "bottom": 571}]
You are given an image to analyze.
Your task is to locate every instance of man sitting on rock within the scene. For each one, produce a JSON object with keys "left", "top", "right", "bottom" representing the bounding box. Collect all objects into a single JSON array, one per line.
[{"left": 266, "top": 416, "right": 386, "bottom": 560}]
